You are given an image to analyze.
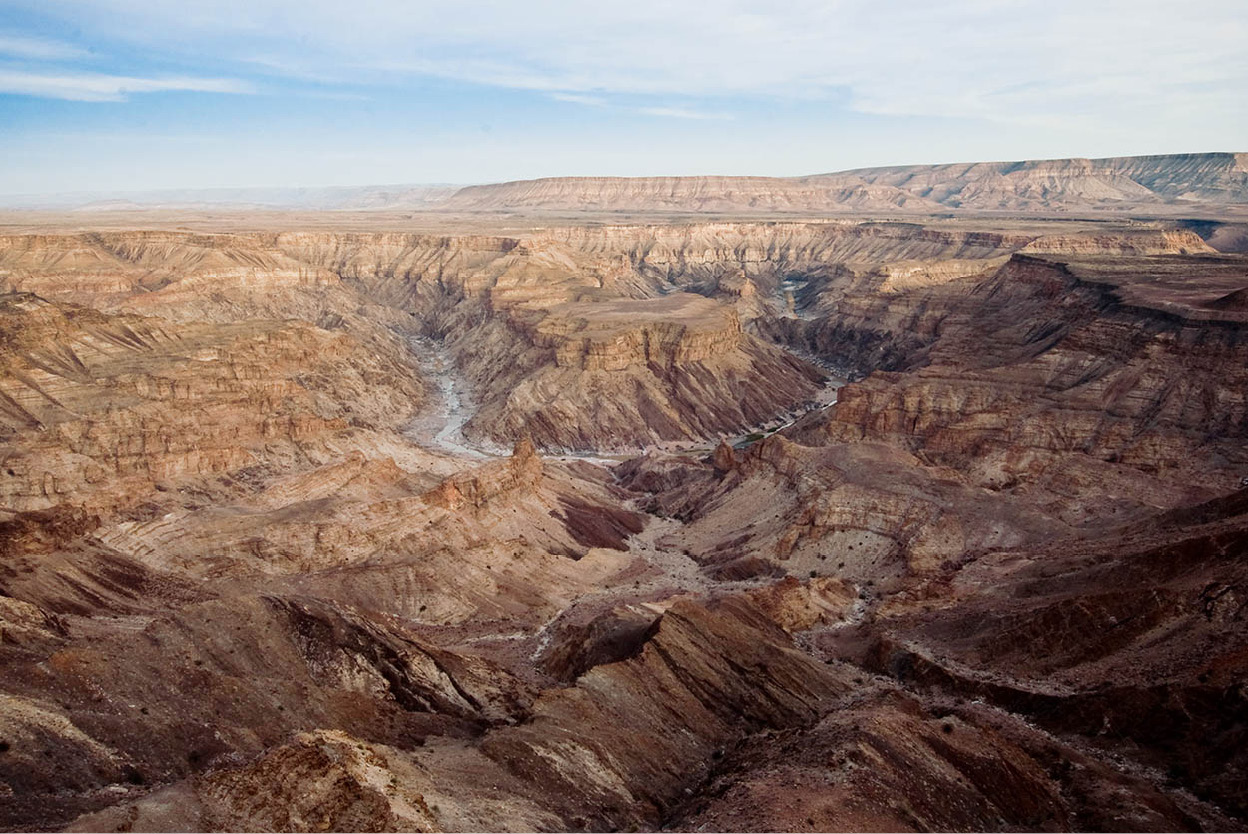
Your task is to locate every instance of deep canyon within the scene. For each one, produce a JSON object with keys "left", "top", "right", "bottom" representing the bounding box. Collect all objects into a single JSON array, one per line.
[{"left": 1, "top": 153, "right": 1247, "bottom": 832}]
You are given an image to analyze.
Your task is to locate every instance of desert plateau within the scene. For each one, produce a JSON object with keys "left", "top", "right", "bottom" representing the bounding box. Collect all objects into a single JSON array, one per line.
[{"left": 0, "top": 149, "right": 1245, "bottom": 831}]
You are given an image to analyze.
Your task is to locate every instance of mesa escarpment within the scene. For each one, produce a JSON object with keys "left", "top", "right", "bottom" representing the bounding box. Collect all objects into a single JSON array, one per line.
[
  {"left": 2, "top": 211, "right": 1248, "bottom": 832},
  {"left": 442, "top": 175, "right": 944, "bottom": 214},
  {"left": 439, "top": 152, "right": 1248, "bottom": 215}
]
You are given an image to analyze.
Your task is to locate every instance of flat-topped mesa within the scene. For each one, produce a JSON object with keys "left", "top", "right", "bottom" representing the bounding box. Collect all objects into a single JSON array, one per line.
[
  {"left": 532, "top": 294, "right": 744, "bottom": 371},
  {"left": 440, "top": 152, "right": 1248, "bottom": 215},
  {"left": 457, "top": 286, "right": 827, "bottom": 450},
  {"left": 1019, "top": 229, "right": 1214, "bottom": 256},
  {"left": 440, "top": 174, "right": 937, "bottom": 214}
]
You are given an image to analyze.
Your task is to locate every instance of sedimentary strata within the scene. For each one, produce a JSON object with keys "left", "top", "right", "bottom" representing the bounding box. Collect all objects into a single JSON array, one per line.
[{"left": 0, "top": 211, "right": 1246, "bottom": 832}]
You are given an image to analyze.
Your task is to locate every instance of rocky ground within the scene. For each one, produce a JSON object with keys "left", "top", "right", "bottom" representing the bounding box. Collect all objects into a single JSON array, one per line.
[{"left": 0, "top": 216, "right": 1245, "bottom": 832}]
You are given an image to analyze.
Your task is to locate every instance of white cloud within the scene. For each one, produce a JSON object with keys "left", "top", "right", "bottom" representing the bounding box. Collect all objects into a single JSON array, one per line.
[
  {"left": 0, "top": 70, "right": 256, "bottom": 101},
  {"left": 551, "top": 93, "right": 729, "bottom": 120},
  {"left": 549, "top": 92, "right": 607, "bottom": 106},
  {"left": 636, "top": 106, "right": 731, "bottom": 120},
  {"left": 2, "top": 0, "right": 1245, "bottom": 143},
  {"left": 0, "top": 33, "right": 89, "bottom": 60}
]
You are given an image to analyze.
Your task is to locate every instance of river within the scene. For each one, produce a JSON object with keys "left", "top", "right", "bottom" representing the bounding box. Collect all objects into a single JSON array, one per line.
[{"left": 404, "top": 335, "right": 844, "bottom": 463}]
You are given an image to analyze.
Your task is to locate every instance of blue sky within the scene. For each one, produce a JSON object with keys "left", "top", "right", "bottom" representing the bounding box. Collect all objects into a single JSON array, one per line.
[{"left": 1, "top": 0, "right": 1245, "bottom": 195}]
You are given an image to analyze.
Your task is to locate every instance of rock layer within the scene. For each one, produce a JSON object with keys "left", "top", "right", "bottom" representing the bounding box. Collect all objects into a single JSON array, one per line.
[
  {"left": 441, "top": 152, "right": 1248, "bottom": 215},
  {"left": 1, "top": 211, "right": 1247, "bottom": 832}
]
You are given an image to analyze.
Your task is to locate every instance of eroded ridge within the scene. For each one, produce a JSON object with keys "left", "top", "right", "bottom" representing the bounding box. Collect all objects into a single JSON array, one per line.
[{"left": 1, "top": 216, "right": 1246, "bottom": 832}]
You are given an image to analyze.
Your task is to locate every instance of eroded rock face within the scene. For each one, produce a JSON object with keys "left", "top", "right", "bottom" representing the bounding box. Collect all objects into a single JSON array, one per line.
[
  {"left": 804, "top": 253, "right": 1248, "bottom": 491},
  {"left": 439, "top": 153, "right": 1248, "bottom": 214},
  {"left": 0, "top": 293, "right": 424, "bottom": 513},
  {"left": 3, "top": 227, "right": 841, "bottom": 451},
  {"left": 855, "top": 490, "right": 1248, "bottom": 822},
  {"left": 672, "top": 692, "right": 1236, "bottom": 833},
  {"left": 457, "top": 297, "right": 826, "bottom": 451},
  {"left": 2, "top": 213, "right": 1248, "bottom": 833}
]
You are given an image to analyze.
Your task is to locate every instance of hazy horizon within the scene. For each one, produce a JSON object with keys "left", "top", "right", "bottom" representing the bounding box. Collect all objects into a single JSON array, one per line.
[{"left": 5, "top": 149, "right": 1246, "bottom": 210}]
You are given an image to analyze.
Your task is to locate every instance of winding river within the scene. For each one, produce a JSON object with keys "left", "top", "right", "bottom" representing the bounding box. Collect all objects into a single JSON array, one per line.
[{"left": 404, "top": 335, "right": 844, "bottom": 464}]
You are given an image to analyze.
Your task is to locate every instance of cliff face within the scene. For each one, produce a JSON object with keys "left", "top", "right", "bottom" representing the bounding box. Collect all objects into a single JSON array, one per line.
[
  {"left": 527, "top": 295, "right": 743, "bottom": 370},
  {"left": 443, "top": 175, "right": 943, "bottom": 213},
  {"left": 808, "top": 253, "right": 1248, "bottom": 488},
  {"left": 439, "top": 152, "right": 1248, "bottom": 214},
  {"left": 0, "top": 293, "right": 427, "bottom": 513},
  {"left": 450, "top": 293, "right": 825, "bottom": 451}
]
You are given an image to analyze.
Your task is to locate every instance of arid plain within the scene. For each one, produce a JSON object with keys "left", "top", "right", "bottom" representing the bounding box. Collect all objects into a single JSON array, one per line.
[{"left": 2, "top": 152, "right": 1248, "bottom": 832}]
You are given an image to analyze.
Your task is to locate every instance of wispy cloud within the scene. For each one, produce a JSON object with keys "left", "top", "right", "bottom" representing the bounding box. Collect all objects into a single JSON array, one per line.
[
  {"left": 549, "top": 92, "right": 607, "bottom": 107},
  {"left": 299, "top": 88, "right": 371, "bottom": 101},
  {"left": 10, "top": 0, "right": 1242, "bottom": 137},
  {"left": 0, "top": 70, "right": 255, "bottom": 101},
  {"left": 551, "top": 93, "right": 732, "bottom": 120},
  {"left": 0, "top": 32, "right": 88, "bottom": 61},
  {"left": 636, "top": 106, "right": 731, "bottom": 121}
]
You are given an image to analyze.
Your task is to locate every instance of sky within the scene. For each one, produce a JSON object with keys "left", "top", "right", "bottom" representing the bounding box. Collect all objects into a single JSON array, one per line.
[{"left": 0, "top": 0, "right": 1245, "bottom": 196}]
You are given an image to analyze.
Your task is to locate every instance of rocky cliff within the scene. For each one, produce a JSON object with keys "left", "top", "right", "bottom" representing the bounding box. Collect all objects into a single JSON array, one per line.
[{"left": 440, "top": 152, "right": 1248, "bottom": 215}]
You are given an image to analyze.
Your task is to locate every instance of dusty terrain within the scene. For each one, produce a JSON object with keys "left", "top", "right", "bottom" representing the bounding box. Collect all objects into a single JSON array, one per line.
[{"left": 1, "top": 154, "right": 1247, "bottom": 833}]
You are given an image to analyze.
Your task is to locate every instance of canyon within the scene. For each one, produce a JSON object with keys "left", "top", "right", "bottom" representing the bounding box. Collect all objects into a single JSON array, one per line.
[{"left": 1, "top": 153, "right": 1247, "bottom": 833}]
